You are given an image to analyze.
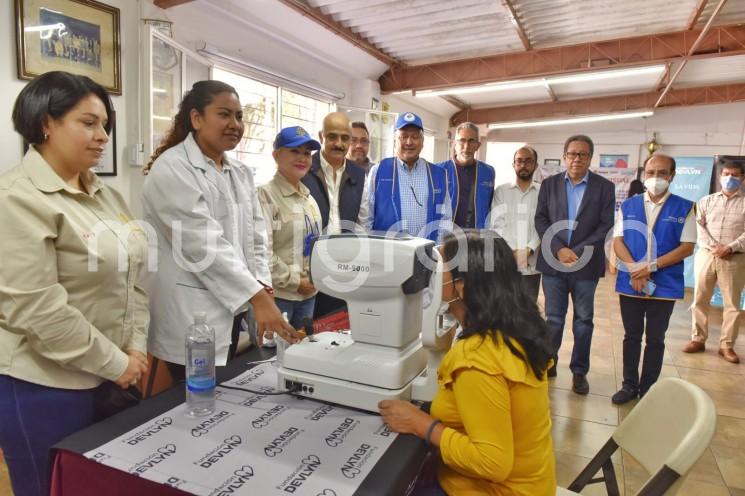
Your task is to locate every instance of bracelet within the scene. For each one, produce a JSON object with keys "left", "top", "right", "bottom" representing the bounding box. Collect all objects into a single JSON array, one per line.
[
  {"left": 258, "top": 281, "right": 274, "bottom": 295},
  {"left": 424, "top": 419, "right": 442, "bottom": 447}
]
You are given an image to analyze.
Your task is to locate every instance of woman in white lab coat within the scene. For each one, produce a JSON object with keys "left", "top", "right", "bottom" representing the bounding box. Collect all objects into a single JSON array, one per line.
[{"left": 142, "top": 80, "right": 298, "bottom": 379}]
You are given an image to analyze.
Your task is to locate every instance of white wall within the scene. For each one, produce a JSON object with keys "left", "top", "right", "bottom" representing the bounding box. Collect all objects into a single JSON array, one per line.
[
  {"left": 484, "top": 102, "right": 745, "bottom": 173},
  {"left": 0, "top": 0, "right": 391, "bottom": 216},
  {"left": 1, "top": 0, "right": 144, "bottom": 207}
]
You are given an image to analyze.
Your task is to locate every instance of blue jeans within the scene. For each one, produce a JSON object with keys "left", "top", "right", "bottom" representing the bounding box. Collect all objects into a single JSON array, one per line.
[
  {"left": 0, "top": 375, "right": 98, "bottom": 496},
  {"left": 275, "top": 296, "right": 316, "bottom": 330},
  {"left": 542, "top": 275, "right": 599, "bottom": 375}
]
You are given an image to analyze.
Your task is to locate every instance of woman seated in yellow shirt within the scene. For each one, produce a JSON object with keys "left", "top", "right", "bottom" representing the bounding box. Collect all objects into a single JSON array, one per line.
[{"left": 379, "top": 230, "right": 556, "bottom": 496}]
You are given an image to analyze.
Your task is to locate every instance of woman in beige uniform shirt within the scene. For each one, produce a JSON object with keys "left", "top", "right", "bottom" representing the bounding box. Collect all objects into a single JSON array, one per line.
[
  {"left": 259, "top": 127, "right": 323, "bottom": 330},
  {"left": 0, "top": 71, "right": 149, "bottom": 496}
]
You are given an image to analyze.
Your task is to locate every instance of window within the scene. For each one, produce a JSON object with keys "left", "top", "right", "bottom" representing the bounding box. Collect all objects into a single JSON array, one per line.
[
  {"left": 281, "top": 89, "right": 330, "bottom": 141},
  {"left": 421, "top": 133, "right": 436, "bottom": 163},
  {"left": 486, "top": 141, "right": 527, "bottom": 187},
  {"left": 212, "top": 68, "right": 331, "bottom": 186}
]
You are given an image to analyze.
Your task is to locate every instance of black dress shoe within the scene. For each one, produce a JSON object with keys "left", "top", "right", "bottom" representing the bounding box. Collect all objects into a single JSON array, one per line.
[
  {"left": 611, "top": 387, "right": 638, "bottom": 405},
  {"left": 572, "top": 373, "right": 589, "bottom": 395},
  {"left": 547, "top": 364, "right": 557, "bottom": 378}
]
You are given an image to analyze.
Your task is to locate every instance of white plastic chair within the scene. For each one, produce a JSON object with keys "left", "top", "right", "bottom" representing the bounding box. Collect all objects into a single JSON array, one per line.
[{"left": 557, "top": 377, "right": 716, "bottom": 495}]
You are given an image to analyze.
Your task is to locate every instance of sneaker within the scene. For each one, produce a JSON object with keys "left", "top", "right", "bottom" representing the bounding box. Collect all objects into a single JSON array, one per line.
[
  {"left": 611, "top": 387, "right": 638, "bottom": 405},
  {"left": 572, "top": 373, "right": 589, "bottom": 395}
]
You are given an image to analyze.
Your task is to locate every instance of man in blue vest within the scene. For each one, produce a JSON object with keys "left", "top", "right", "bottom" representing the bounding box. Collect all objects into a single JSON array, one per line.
[
  {"left": 363, "top": 112, "right": 451, "bottom": 242},
  {"left": 438, "top": 122, "right": 495, "bottom": 229},
  {"left": 302, "top": 111, "right": 367, "bottom": 318},
  {"left": 611, "top": 154, "right": 695, "bottom": 404}
]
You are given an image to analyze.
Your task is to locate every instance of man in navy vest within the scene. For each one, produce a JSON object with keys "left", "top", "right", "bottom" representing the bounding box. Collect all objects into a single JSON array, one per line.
[
  {"left": 363, "top": 112, "right": 451, "bottom": 242},
  {"left": 611, "top": 154, "right": 695, "bottom": 404},
  {"left": 438, "top": 122, "right": 495, "bottom": 229},
  {"left": 302, "top": 111, "right": 367, "bottom": 317},
  {"left": 535, "top": 134, "right": 615, "bottom": 395}
]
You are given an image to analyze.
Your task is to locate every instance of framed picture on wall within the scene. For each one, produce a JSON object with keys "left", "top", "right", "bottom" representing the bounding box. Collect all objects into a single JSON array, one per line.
[
  {"left": 15, "top": 0, "right": 122, "bottom": 94},
  {"left": 91, "top": 110, "right": 117, "bottom": 176}
]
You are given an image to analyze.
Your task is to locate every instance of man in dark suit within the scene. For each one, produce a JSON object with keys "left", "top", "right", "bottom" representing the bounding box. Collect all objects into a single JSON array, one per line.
[
  {"left": 302, "top": 111, "right": 367, "bottom": 318},
  {"left": 535, "top": 134, "right": 615, "bottom": 395}
]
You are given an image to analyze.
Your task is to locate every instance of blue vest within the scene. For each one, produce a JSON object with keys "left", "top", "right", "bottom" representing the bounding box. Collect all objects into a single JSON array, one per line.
[
  {"left": 438, "top": 159, "right": 495, "bottom": 229},
  {"left": 302, "top": 153, "right": 365, "bottom": 232},
  {"left": 615, "top": 194, "right": 693, "bottom": 299},
  {"left": 372, "top": 158, "right": 449, "bottom": 242}
]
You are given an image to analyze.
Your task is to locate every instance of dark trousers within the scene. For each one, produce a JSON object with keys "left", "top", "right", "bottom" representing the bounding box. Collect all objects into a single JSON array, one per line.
[
  {"left": 619, "top": 295, "right": 676, "bottom": 396},
  {"left": 542, "top": 274, "right": 599, "bottom": 375},
  {"left": 313, "top": 291, "right": 346, "bottom": 319},
  {"left": 522, "top": 273, "right": 542, "bottom": 302},
  {"left": 0, "top": 375, "right": 98, "bottom": 496}
]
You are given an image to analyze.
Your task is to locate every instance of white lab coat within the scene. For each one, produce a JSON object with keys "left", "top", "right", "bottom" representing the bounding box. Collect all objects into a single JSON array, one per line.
[{"left": 142, "top": 133, "right": 271, "bottom": 365}]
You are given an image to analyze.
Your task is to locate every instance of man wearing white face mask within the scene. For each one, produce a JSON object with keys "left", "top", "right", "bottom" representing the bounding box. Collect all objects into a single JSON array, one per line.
[
  {"left": 684, "top": 158, "right": 745, "bottom": 363},
  {"left": 611, "top": 154, "right": 695, "bottom": 404}
]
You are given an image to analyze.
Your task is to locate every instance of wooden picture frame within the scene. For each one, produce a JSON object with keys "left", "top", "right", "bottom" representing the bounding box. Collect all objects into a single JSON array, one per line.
[
  {"left": 91, "top": 110, "right": 117, "bottom": 176},
  {"left": 15, "top": 0, "right": 122, "bottom": 95}
]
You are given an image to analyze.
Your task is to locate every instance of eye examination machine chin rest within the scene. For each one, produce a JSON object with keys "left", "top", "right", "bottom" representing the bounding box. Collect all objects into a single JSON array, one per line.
[{"left": 276, "top": 234, "right": 454, "bottom": 412}]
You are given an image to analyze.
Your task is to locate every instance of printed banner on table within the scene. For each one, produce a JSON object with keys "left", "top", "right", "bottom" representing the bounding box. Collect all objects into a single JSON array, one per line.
[
  {"left": 593, "top": 167, "right": 637, "bottom": 211},
  {"left": 599, "top": 154, "right": 628, "bottom": 168},
  {"left": 669, "top": 157, "right": 714, "bottom": 289},
  {"left": 85, "top": 363, "right": 397, "bottom": 496}
]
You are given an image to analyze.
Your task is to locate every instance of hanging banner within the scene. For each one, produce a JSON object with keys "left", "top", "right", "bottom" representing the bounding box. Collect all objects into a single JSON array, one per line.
[
  {"left": 593, "top": 167, "right": 637, "bottom": 211},
  {"left": 668, "top": 157, "right": 713, "bottom": 289}
]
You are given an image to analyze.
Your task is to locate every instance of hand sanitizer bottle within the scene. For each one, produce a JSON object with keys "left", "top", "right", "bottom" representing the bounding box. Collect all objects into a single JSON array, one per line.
[{"left": 185, "top": 312, "right": 215, "bottom": 417}]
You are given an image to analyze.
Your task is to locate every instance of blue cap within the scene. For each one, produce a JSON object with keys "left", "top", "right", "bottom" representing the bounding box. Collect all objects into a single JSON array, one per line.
[
  {"left": 395, "top": 112, "right": 424, "bottom": 131},
  {"left": 273, "top": 126, "right": 321, "bottom": 151}
]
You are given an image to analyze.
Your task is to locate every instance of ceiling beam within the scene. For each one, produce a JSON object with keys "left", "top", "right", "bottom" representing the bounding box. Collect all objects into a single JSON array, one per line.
[
  {"left": 276, "top": 0, "right": 401, "bottom": 67},
  {"left": 687, "top": 0, "right": 710, "bottom": 30},
  {"left": 440, "top": 95, "right": 468, "bottom": 111},
  {"left": 153, "top": 0, "right": 195, "bottom": 8},
  {"left": 450, "top": 83, "right": 745, "bottom": 126},
  {"left": 380, "top": 23, "right": 745, "bottom": 93},
  {"left": 655, "top": 0, "right": 727, "bottom": 107},
  {"left": 501, "top": 0, "right": 532, "bottom": 51}
]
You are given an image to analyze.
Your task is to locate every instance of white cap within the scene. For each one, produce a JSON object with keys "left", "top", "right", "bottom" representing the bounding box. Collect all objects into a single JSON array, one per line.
[{"left": 194, "top": 312, "right": 207, "bottom": 324}]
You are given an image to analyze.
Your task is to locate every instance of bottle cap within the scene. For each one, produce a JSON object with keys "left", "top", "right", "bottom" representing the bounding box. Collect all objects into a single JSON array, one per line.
[{"left": 194, "top": 312, "right": 207, "bottom": 324}]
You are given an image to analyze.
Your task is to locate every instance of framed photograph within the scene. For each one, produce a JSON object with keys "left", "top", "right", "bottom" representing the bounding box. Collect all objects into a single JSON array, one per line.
[
  {"left": 92, "top": 110, "right": 117, "bottom": 176},
  {"left": 15, "top": 0, "right": 122, "bottom": 94},
  {"left": 599, "top": 153, "right": 629, "bottom": 168}
]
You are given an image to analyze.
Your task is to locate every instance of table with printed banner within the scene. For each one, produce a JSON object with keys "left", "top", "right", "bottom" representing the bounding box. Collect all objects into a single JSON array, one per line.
[{"left": 51, "top": 348, "right": 429, "bottom": 496}]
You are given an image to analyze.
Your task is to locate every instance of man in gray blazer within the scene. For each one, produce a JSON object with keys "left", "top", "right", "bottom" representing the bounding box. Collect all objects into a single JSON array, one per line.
[{"left": 534, "top": 135, "right": 615, "bottom": 395}]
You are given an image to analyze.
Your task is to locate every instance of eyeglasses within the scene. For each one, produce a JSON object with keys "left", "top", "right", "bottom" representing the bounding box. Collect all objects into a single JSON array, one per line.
[
  {"left": 514, "top": 158, "right": 535, "bottom": 165},
  {"left": 455, "top": 138, "right": 479, "bottom": 146},
  {"left": 565, "top": 151, "right": 591, "bottom": 161},
  {"left": 351, "top": 138, "right": 370, "bottom": 145}
]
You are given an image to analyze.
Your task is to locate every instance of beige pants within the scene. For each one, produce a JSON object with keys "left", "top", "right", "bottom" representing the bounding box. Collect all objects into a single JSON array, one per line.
[{"left": 692, "top": 249, "right": 745, "bottom": 348}]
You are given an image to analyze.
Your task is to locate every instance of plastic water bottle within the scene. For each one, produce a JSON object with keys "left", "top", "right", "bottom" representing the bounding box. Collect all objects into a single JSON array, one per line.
[{"left": 186, "top": 312, "right": 216, "bottom": 417}]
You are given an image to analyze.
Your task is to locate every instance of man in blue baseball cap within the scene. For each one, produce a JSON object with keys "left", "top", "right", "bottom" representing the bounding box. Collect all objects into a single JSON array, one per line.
[{"left": 362, "top": 112, "right": 451, "bottom": 242}]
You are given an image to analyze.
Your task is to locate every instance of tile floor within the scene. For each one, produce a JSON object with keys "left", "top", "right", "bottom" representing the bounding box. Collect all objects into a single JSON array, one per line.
[{"left": 0, "top": 275, "right": 743, "bottom": 495}]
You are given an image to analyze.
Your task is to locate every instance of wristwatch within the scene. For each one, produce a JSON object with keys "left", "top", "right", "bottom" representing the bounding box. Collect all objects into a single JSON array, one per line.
[{"left": 649, "top": 260, "right": 658, "bottom": 272}]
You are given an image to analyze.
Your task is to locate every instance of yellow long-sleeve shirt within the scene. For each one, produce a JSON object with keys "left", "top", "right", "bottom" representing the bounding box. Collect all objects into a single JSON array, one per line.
[{"left": 431, "top": 332, "right": 556, "bottom": 495}]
